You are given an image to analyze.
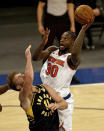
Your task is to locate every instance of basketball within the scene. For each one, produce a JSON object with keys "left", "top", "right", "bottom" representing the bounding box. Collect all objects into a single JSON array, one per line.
[{"left": 75, "top": 5, "right": 95, "bottom": 24}]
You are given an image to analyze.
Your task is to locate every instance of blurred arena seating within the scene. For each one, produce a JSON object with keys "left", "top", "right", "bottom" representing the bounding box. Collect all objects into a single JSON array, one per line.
[{"left": 90, "top": 14, "right": 104, "bottom": 39}]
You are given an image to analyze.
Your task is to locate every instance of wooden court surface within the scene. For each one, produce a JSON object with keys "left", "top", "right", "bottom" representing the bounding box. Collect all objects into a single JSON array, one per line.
[{"left": 0, "top": 83, "right": 104, "bottom": 131}]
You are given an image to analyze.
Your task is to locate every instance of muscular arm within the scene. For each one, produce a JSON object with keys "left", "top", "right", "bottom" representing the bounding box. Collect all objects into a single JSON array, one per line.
[
  {"left": 69, "top": 28, "right": 85, "bottom": 69},
  {"left": 69, "top": 23, "right": 93, "bottom": 69},
  {"left": 19, "top": 45, "right": 33, "bottom": 110},
  {"left": 0, "top": 84, "right": 9, "bottom": 95},
  {"left": 32, "top": 28, "right": 58, "bottom": 61},
  {"left": 32, "top": 45, "right": 58, "bottom": 61},
  {"left": 42, "top": 84, "right": 68, "bottom": 110}
]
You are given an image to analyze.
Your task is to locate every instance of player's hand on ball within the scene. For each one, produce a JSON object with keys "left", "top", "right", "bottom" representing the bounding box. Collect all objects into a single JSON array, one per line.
[{"left": 82, "top": 16, "right": 94, "bottom": 30}]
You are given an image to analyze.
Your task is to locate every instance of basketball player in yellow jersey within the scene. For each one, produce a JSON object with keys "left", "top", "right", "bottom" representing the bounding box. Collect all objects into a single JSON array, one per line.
[
  {"left": 32, "top": 21, "right": 93, "bottom": 130},
  {"left": 6, "top": 45, "right": 68, "bottom": 131}
]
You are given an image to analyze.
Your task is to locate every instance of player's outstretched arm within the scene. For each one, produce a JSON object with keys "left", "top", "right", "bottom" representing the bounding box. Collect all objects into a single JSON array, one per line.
[
  {"left": 32, "top": 28, "right": 57, "bottom": 61},
  {"left": 23, "top": 45, "right": 33, "bottom": 95},
  {"left": 24, "top": 45, "right": 33, "bottom": 81},
  {"left": 0, "top": 84, "right": 10, "bottom": 112},
  {"left": 0, "top": 84, "right": 10, "bottom": 95},
  {"left": 42, "top": 84, "right": 68, "bottom": 110},
  {"left": 70, "top": 22, "right": 93, "bottom": 69},
  {"left": 19, "top": 45, "right": 33, "bottom": 110}
]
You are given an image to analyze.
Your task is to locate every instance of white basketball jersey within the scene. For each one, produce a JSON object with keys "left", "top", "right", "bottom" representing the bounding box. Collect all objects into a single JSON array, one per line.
[{"left": 40, "top": 49, "right": 76, "bottom": 97}]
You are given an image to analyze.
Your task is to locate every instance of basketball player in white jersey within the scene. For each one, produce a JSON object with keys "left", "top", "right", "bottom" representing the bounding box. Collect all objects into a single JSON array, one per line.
[{"left": 32, "top": 21, "right": 93, "bottom": 130}]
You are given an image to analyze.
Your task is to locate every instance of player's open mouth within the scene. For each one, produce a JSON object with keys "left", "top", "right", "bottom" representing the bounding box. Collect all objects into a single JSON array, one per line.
[
  {"left": 60, "top": 45, "right": 64, "bottom": 47},
  {"left": 60, "top": 43, "right": 64, "bottom": 48},
  {"left": 59, "top": 45, "right": 65, "bottom": 50}
]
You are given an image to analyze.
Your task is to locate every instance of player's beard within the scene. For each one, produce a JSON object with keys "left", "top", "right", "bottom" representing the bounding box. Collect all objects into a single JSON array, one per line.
[{"left": 59, "top": 47, "right": 69, "bottom": 55}]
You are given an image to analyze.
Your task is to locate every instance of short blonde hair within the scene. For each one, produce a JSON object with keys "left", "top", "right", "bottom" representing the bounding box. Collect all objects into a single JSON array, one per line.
[{"left": 7, "top": 71, "right": 19, "bottom": 91}]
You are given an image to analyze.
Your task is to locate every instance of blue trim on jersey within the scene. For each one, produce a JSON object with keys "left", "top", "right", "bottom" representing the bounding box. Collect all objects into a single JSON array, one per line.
[{"left": 63, "top": 93, "right": 71, "bottom": 100}]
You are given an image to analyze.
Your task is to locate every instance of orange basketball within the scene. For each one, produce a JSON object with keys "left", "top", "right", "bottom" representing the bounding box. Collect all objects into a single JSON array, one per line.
[{"left": 75, "top": 5, "right": 95, "bottom": 24}]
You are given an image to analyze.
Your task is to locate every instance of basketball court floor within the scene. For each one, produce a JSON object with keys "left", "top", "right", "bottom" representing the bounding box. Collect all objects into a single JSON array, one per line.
[
  {"left": 0, "top": 6, "right": 104, "bottom": 131},
  {"left": 0, "top": 83, "right": 104, "bottom": 131}
]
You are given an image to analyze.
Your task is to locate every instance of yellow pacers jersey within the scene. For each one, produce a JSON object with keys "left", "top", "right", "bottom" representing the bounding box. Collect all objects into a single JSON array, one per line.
[{"left": 26, "top": 85, "right": 59, "bottom": 131}]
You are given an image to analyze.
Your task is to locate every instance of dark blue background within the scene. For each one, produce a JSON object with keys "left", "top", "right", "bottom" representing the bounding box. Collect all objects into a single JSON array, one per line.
[{"left": 0, "top": 67, "right": 104, "bottom": 86}]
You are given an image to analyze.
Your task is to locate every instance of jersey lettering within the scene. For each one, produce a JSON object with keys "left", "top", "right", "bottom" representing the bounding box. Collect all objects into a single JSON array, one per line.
[
  {"left": 46, "top": 63, "right": 51, "bottom": 75},
  {"left": 48, "top": 56, "right": 64, "bottom": 67},
  {"left": 46, "top": 63, "right": 59, "bottom": 77},
  {"left": 51, "top": 65, "right": 58, "bottom": 77}
]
